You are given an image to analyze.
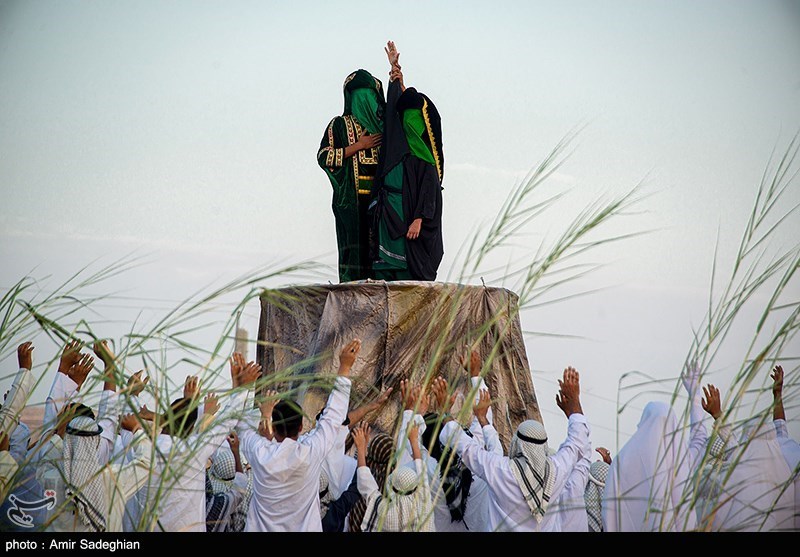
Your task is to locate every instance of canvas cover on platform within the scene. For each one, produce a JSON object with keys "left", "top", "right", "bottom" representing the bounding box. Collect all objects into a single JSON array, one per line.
[{"left": 257, "top": 281, "right": 541, "bottom": 451}]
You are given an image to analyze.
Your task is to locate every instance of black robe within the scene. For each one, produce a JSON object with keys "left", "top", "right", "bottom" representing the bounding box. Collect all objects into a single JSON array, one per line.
[{"left": 371, "top": 80, "right": 444, "bottom": 281}]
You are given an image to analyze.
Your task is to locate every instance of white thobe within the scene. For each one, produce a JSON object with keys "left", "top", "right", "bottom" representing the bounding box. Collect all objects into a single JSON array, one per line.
[
  {"left": 395, "top": 376, "right": 502, "bottom": 532},
  {"left": 237, "top": 376, "right": 351, "bottom": 532},
  {"left": 41, "top": 431, "right": 153, "bottom": 532},
  {"left": 0, "top": 367, "right": 35, "bottom": 435},
  {"left": 440, "top": 413, "right": 590, "bottom": 532},
  {"left": 603, "top": 402, "right": 703, "bottom": 532},
  {"left": 548, "top": 437, "right": 591, "bottom": 532},
  {"left": 142, "top": 392, "right": 246, "bottom": 532},
  {"left": 773, "top": 419, "right": 800, "bottom": 530},
  {"left": 712, "top": 423, "right": 795, "bottom": 531}
]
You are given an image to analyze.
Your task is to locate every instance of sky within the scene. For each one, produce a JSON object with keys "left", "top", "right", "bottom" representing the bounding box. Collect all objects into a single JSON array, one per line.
[{"left": 1, "top": 0, "right": 799, "bottom": 452}]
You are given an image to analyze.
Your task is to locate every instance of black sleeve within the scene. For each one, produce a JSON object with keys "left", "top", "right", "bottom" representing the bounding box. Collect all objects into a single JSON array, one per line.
[
  {"left": 321, "top": 472, "right": 362, "bottom": 532},
  {"left": 412, "top": 161, "right": 439, "bottom": 220}
]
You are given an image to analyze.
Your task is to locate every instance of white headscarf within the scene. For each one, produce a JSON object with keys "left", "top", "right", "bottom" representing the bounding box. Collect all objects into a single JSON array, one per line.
[
  {"left": 508, "top": 420, "right": 555, "bottom": 523},
  {"left": 602, "top": 402, "right": 697, "bottom": 532},
  {"left": 361, "top": 464, "right": 434, "bottom": 532},
  {"left": 711, "top": 418, "right": 794, "bottom": 531},
  {"left": 585, "top": 460, "right": 609, "bottom": 532},
  {"left": 63, "top": 415, "right": 106, "bottom": 532}
]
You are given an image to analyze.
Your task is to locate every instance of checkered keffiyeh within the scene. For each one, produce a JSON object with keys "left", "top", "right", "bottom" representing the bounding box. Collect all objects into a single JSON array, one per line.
[
  {"left": 63, "top": 416, "right": 106, "bottom": 532},
  {"left": 349, "top": 433, "right": 395, "bottom": 532},
  {"left": 508, "top": 420, "right": 555, "bottom": 523},
  {"left": 209, "top": 446, "right": 237, "bottom": 494},
  {"left": 584, "top": 460, "right": 609, "bottom": 532},
  {"left": 361, "top": 464, "right": 434, "bottom": 532}
]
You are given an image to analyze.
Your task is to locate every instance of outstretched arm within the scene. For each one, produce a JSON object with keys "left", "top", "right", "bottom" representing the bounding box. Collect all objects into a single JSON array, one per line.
[
  {"left": 385, "top": 40, "right": 405, "bottom": 92},
  {"left": 772, "top": 365, "right": 786, "bottom": 423}
]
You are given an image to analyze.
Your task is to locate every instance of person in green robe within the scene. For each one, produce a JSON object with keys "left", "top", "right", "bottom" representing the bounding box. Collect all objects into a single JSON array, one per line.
[
  {"left": 370, "top": 42, "right": 444, "bottom": 281},
  {"left": 317, "top": 70, "right": 385, "bottom": 283}
]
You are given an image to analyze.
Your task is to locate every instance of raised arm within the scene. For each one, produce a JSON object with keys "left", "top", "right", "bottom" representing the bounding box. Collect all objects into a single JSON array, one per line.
[
  {"left": 681, "top": 359, "right": 709, "bottom": 463},
  {"left": 0, "top": 343, "right": 37, "bottom": 435},
  {"left": 43, "top": 341, "right": 90, "bottom": 432},
  {"left": 301, "top": 340, "right": 357, "bottom": 462},
  {"left": 772, "top": 365, "right": 786, "bottom": 423},
  {"left": 385, "top": 40, "right": 405, "bottom": 92},
  {"left": 353, "top": 422, "right": 379, "bottom": 501},
  {"left": 701, "top": 383, "right": 732, "bottom": 461}
]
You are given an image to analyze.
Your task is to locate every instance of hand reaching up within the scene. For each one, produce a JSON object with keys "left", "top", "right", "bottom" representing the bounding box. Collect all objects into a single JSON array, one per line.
[
  {"left": 556, "top": 366, "right": 582, "bottom": 417},
  {"left": 59, "top": 339, "right": 83, "bottom": 374},
  {"left": 230, "top": 352, "right": 246, "bottom": 388},
  {"left": 473, "top": 389, "right": 492, "bottom": 426},
  {"left": 183, "top": 376, "right": 200, "bottom": 400},
  {"left": 17, "top": 342, "right": 33, "bottom": 371},
  {"left": 126, "top": 371, "right": 149, "bottom": 397},
  {"left": 66, "top": 354, "right": 94, "bottom": 391},
  {"left": 338, "top": 339, "right": 361, "bottom": 376},
  {"left": 701, "top": 384, "right": 722, "bottom": 420},
  {"left": 204, "top": 393, "right": 219, "bottom": 416},
  {"left": 596, "top": 447, "right": 612, "bottom": 464}
]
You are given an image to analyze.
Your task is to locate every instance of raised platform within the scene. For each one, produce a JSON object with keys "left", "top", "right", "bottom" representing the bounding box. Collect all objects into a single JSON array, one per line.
[{"left": 256, "top": 280, "right": 541, "bottom": 450}]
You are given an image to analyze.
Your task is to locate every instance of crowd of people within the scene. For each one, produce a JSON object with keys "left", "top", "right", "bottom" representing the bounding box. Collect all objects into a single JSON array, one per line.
[{"left": 0, "top": 338, "right": 796, "bottom": 532}]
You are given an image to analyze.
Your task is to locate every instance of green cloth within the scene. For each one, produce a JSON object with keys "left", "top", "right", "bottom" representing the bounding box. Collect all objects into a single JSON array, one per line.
[
  {"left": 402, "top": 109, "right": 435, "bottom": 166},
  {"left": 350, "top": 88, "right": 382, "bottom": 135},
  {"left": 373, "top": 164, "right": 408, "bottom": 275}
]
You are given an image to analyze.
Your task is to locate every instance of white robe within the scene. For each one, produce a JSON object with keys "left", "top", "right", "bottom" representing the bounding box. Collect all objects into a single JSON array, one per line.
[
  {"left": 440, "top": 413, "right": 590, "bottom": 532},
  {"left": 394, "top": 376, "right": 500, "bottom": 532},
  {"left": 141, "top": 392, "right": 246, "bottom": 532},
  {"left": 773, "top": 419, "right": 800, "bottom": 530},
  {"left": 711, "top": 421, "right": 795, "bottom": 531},
  {"left": 237, "top": 376, "right": 351, "bottom": 532},
  {"left": 603, "top": 401, "right": 704, "bottom": 532}
]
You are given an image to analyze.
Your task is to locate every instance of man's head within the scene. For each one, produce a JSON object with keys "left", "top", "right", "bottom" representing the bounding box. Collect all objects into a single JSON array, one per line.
[
  {"left": 56, "top": 402, "right": 96, "bottom": 438},
  {"left": 161, "top": 397, "right": 198, "bottom": 438},
  {"left": 272, "top": 400, "right": 303, "bottom": 441}
]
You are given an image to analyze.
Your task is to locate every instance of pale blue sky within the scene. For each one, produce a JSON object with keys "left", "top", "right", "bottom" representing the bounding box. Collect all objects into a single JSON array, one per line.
[{"left": 1, "top": 0, "right": 798, "bottom": 450}]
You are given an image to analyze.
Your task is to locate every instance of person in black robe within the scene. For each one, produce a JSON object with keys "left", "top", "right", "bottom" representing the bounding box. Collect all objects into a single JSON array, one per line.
[{"left": 370, "top": 41, "right": 444, "bottom": 281}]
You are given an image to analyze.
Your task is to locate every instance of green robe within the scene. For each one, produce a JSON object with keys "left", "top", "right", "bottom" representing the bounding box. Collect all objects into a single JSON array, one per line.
[{"left": 317, "top": 70, "right": 384, "bottom": 283}]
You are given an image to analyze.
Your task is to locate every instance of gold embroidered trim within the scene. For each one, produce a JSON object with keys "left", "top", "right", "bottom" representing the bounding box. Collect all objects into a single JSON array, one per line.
[{"left": 422, "top": 98, "right": 442, "bottom": 182}]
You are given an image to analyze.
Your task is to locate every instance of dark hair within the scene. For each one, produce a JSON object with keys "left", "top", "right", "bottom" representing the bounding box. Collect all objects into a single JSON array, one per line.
[
  {"left": 162, "top": 397, "right": 198, "bottom": 438},
  {"left": 272, "top": 400, "right": 303, "bottom": 439}
]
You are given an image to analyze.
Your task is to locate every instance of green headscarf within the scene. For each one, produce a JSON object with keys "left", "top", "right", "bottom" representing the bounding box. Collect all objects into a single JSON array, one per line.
[
  {"left": 402, "top": 108, "right": 435, "bottom": 166},
  {"left": 350, "top": 88, "right": 382, "bottom": 135}
]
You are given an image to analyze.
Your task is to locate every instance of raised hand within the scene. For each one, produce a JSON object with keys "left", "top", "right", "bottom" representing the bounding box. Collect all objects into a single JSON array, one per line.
[
  {"left": 338, "top": 339, "right": 362, "bottom": 376},
  {"left": 204, "top": 393, "right": 219, "bottom": 416},
  {"left": 473, "top": 389, "right": 492, "bottom": 426},
  {"left": 701, "top": 384, "right": 722, "bottom": 420},
  {"left": 556, "top": 366, "right": 582, "bottom": 417},
  {"left": 259, "top": 389, "right": 279, "bottom": 420},
  {"left": 59, "top": 339, "right": 83, "bottom": 374},
  {"left": 126, "top": 371, "right": 149, "bottom": 397},
  {"left": 385, "top": 40, "right": 400, "bottom": 69},
  {"left": 230, "top": 352, "right": 246, "bottom": 388},
  {"left": 17, "top": 342, "right": 33, "bottom": 371},
  {"left": 596, "top": 447, "right": 612, "bottom": 464},
  {"left": 120, "top": 413, "right": 141, "bottom": 433},
  {"left": 138, "top": 405, "right": 158, "bottom": 422},
  {"left": 411, "top": 384, "right": 429, "bottom": 415},
  {"left": 226, "top": 431, "right": 240, "bottom": 454},
  {"left": 92, "top": 339, "right": 116, "bottom": 367},
  {"left": 352, "top": 421, "right": 370, "bottom": 462},
  {"left": 771, "top": 365, "right": 784, "bottom": 397},
  {"left": 681, "top": 358, "right": 701, "bottom": 396},
  {"left": 66, "top": 353, "right": 94, "bottom": 390},
  {"left": 183, "top": 376, "right": 200, "bottom": 400},
  {"left": 239, "top": 361, "right": 262, "bottom": 388},
  {"left": 389, "top": 66, "right": 404, "bottom": 89},
  {"left": 431, "top": 376, "right": 455, "bottom": 414},
  {"left": 368, "top": 386, "right": 393, "bottom": 411},
  {"left": 400, "top": 378, "right": 413, "bottom": 410}
]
